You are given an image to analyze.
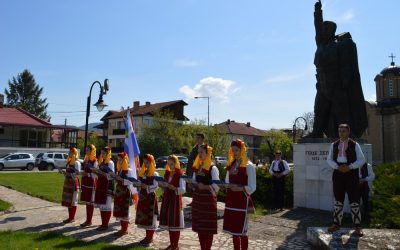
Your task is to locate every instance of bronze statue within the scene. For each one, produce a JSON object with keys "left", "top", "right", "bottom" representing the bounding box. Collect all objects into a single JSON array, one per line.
[{"left": 309, "top": 0, "right": 367, "bottom": 138}]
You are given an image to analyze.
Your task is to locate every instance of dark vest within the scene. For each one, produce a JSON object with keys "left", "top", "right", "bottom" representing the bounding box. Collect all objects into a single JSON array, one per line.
[
  {"left": 272, "top": 160, "right": 285, "bottom": 174},
  {"left": 195, "top": 166, "right": 213, "bottom": 185},
  {"left": 332, "top": 139, "right": 357, "bottom": 164},
  {"left": 360, "top": 163, "right": 368, "bottom": 178}
]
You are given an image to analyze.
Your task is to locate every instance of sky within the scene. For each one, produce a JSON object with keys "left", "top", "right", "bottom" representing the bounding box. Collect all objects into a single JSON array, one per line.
[{"left": 1, "top": 0, "right": 399, "bottom": 130}]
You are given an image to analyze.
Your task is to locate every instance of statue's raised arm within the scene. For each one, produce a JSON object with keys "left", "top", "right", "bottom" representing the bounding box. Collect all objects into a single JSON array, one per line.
[{"left": 314, "top": 0, "right": 323, "bottom": 45}]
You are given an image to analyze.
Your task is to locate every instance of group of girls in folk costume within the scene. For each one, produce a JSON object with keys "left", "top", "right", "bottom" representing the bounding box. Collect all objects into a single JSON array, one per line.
[
  {"left": 61, "top": 147, "right": 81, "bottom": 223},
  {"left": 135, "top": 154, "right": 159, "bottom": 246},
  {"left": 59, "top": 139, "right": 256, "bottom": 250},
  {"left": 93, "top": 146, "right": 115, "bottom": 230},
  {"left": 159, "top": 155, "right": 186, "bottom": 250},
  {"left": 223, "top": 139, "right": 256, "bottom": 250},
  {"left": 191, "top": 144, "right": 220, "bottom": 250}
]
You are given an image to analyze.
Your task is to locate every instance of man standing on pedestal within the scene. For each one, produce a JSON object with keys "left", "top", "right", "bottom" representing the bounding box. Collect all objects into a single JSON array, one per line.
[
  {"left": 327, "top": 124, "right": 365, "bottom": 236},
  {"left": 269, "top": 150, "right": 289, "bottom": 211}
]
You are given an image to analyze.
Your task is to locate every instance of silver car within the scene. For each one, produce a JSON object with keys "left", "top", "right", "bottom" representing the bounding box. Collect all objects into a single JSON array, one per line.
[
  {"left": 0, "top": 153, "right": 36, "bottom": 171},
  {"left": 214, "top": 156, "right": 227, "bottom": 166}
]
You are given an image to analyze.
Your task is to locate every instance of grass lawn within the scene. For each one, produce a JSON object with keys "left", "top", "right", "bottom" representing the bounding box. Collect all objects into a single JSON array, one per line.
[
  {"left": 0, "top": 231, "right": 147, "bottom": 250},
  {"left": 0, "top": 172, "right": 64, "bottom": 203},
  {"left": 0, "top": 198, "right": 12, "bottom": 212},
  {"left": 0, "top": 171, "right": 167, "bottom": 204}
]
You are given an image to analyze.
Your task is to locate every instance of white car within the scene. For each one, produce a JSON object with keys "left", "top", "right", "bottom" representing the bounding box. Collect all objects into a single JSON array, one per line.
[
  {"left": 214, "top": 156, "right": 228, "bottom": 166},
  {"left": 0, "top": 153, "right": 36, "bottom": 171},
  {"left": 36, "top": 152, "right": 83, "bottom": 171}
]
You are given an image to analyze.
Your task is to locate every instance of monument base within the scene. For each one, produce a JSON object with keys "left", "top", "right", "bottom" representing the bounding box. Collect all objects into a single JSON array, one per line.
[{"left": 293, "top": 142, "right": 372, "bottom": 212}]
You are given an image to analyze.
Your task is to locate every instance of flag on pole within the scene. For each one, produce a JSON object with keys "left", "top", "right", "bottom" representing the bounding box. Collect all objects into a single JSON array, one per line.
[
  {"left": 124, "top": 109, "right": 140, "bottom": 177},
  {"left": 124, "top": 109, "right": 140, "bottom": 206}
]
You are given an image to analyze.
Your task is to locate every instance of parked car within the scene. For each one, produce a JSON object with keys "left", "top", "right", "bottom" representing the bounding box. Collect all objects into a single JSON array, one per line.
[
  {"left": 156, "top": 156, "right": 169, "bottom": 169},
  {"left": 0, "top": 153, "right": 36, "bottom": 171},
  {"left": 177, "top": 156, "right": 188, "bottom": 169},
  {"left": 36, "top": 152, "right": 83, "bottom": 171},
  {"left": 156, "top": 155, "right": 188, "bottom": 169},
  {"left": 214, "top": 156, "right": 227, "bottom": 166}
]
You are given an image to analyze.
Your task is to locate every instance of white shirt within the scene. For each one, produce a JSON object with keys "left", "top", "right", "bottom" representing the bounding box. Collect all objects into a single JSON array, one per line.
[
  {"left": 359, "top": 163, "right": 375, "bottom": 182},
  {"left": 141, "top": 172, "right": 159, "bottom": 193},
  {"left": 192, "top": 165, "right": 220, "bottom": 193},
  {"left": 269, "top": 160, "right": 289, "bottom": 175},
  {"left": 104, "top": 161, "right": 115, "bottom": 173},
  {"left": 326, "top": 139, "right": 366, "bottom": 170},
  {"left": 225, "top": 162, "right": 257, "bottom": 196}
]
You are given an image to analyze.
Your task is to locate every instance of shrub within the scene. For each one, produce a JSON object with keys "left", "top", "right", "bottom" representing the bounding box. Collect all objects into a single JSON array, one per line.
[
  {"left": 252, "top": 167, "right": 293, "bottom": 209},
  {"left": 370, "top": 162, "right": 400, "bottom": 228}
]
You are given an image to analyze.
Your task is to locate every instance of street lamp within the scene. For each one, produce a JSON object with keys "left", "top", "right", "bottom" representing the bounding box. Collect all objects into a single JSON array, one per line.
[
  {"left": 194, "top": 96, "right": 210, "bottom": 142},
  {"left": 293, "top": 117, "right": 308, "bottom": 142},
  {"left": 84, "top": 79, "right": 109, "bottom": 152}
]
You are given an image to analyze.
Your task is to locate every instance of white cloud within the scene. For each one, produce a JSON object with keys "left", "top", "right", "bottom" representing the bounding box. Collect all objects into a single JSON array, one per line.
[
  {"left": 179, "top": 77, "right": 238, "bottom": 102},
  {"left": 264, "top": 65, "right": 314, "bottom": 84},
  {"left": 367, "top": 94, "right": 376, "bottom": 102},
  {"left": 264, "top": 73, "right": 306, "bottom": 84},
  {"left": 174, "top": 58, "right": 202, "bottom": 68},
  {"left": 337, "top": 9, "right": 354, "bottom": 23}
]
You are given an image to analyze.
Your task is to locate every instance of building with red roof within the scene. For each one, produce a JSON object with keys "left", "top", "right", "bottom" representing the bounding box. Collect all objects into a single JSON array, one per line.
[{"left": 0, "top": 95, "right": 78, "bottom": 149}]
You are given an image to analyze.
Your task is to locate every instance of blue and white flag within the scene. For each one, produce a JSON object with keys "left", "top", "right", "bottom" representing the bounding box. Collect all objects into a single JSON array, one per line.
[{"left": 124, "top": 109, "right": 140, "bottom": 179}]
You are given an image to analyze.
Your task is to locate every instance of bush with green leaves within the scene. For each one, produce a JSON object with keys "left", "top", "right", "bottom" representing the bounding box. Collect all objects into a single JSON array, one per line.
[
  {"left": 251, "top": 167, "right": 293, "bottom": 209},
  {"left": 370, "top": 162, "right": 400, "bottom": 228}
]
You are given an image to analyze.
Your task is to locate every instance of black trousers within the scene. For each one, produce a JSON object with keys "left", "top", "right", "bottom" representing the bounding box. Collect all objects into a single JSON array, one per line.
[
  {"left": 272, "top": 176, "right": 285, "bottom": 209},
  {"left": 359, "top": 183, "right": 370, "bottom": 215},
  {"left": 332, "top": 169, "right": 359, "bottom": 203}
]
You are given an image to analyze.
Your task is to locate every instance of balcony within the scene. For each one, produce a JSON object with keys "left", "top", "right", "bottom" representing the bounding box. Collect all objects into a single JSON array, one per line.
[{"left": 112, "top": 129, "right": 125, "bottom": 135}]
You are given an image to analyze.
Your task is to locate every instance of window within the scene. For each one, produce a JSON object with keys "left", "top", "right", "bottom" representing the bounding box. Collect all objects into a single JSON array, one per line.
[
  {"left": 7, "top": 155, "right": 20, "bottom": 160},
  {"left": 20, "top": 154, "right": 30, "bottom": 159},
  {"left": 47, "top": 154, "right": 54, "bottom": 158},
  {"left": 62, "top": 154, "right": 68, "bottom": 159},
  {"left": 54, "top": 154, "right": 63, "bottom": 159},
  {"left": 389, "top": 79, "right": 394, "bottom": 97}
]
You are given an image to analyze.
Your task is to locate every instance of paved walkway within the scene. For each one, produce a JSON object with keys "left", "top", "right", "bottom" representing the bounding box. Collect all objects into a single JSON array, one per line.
[
  {"left": 0, "top": 185, "right": 319, "bottom": 249},
  {"left": 2, "top": 185, "right": 399, "bottom": 249}
]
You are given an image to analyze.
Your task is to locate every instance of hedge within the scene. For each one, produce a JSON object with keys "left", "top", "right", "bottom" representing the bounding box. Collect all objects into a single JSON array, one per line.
[{"left": 370, "top": 162, "right": 400, "bottom": 228}]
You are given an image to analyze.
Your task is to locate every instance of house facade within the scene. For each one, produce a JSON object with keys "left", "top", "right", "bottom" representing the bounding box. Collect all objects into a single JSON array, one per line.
[
  {"left": 0, "top": 95, "right": 78, "bottom": 155},
  {"left": 99, "top": 100, "right": 188, "bottom": 153},
  {"left": 215, "top": 119, "right": 263, "bottom": 161}
]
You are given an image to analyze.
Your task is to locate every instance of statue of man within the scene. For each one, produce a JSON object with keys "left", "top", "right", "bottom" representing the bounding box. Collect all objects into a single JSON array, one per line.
[{"left": 310, "top": 0, "right": 367, "bottom": 138}]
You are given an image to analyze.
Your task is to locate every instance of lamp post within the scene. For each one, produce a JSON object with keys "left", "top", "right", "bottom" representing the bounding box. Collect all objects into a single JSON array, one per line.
[
  {"left": 84, "top": 79, "right": 109, "bottom": 153},
  {"left": 292, "top": 117, "right": 308, "bottom": 142},
  {"left": 194, "top": 96, "right": 210, "bottom": 141}
]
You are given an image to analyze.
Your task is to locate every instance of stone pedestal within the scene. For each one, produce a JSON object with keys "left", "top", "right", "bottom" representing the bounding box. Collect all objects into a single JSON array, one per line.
[{"left": 293, "top": 142, "right": 372, "bottom": 211}]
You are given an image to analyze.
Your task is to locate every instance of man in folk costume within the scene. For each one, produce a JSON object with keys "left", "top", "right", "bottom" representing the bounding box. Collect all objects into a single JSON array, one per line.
[
  {"left": 269, "top": 150, "right": 289, "bottom": 210},
  {"left": 61, "top": 147, "right": 81, "bottom": 223},
  {"left": 113, "top": 152, "right": 135, "bottom": 237},
  {"left": 191, "top": 144, "right": 220, "bottom": 250},
  {"left": 93, "top": 146, "right": 115, "bottom": 230},
  {"left": 223, "top": 139, "right": 256, "bottom": 250},
  {"left": 358, "top": 163, "right": 375, "bottom": 218},
  {"left": 80, "top": 144, "right": 98, "bottom": 227},
  {"left": 159, "top": 155, "right": 186, "bottom": 250},
  {"left": 327, "top": 124, "right": 366, "bottom": 236},
  {"left": 135, "top": 154, "right": 159, "bottom": 246}
]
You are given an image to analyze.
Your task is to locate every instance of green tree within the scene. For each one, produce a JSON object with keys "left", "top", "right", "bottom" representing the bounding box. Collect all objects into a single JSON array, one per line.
[
  {"left": 77, "top": 134, "right": 106, "bottom": 156},
  {"left": 260, "top": 130, "right": 293, "bottom": 161},
  {"left": 137, "top": 111, "right": 230, "bottom": 158},
  {"left": 4, "top": 69, "right": 50, "bottom": 120}
]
